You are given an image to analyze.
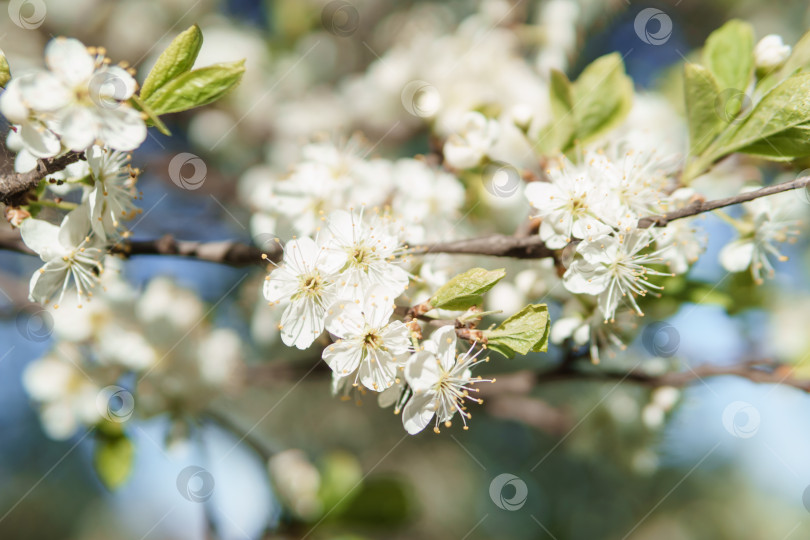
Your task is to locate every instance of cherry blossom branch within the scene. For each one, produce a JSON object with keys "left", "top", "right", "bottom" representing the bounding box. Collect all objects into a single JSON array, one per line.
[
  {"left": 478, "top": 358, "right": 810, "bottom": 396},
  {"left": 2, "top": 175, "right": 810, "bottom": 264},
  {"left": 0, "top": 151, "right": 85, "bottom": 206},
  {"left": 637, "top": 174, "right": 810, "bottom": 227}
]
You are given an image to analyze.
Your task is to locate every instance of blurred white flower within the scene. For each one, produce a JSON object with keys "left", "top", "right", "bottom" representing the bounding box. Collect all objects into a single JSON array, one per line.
[
  {"left": 85, "top": 145, "right": 139, "bottom": 240},
  {"left": 443, "top": 111, "right": 499, "bottom": 169},
  {"left": 754, "top": 34, "right": 791, "bottom": 70}
]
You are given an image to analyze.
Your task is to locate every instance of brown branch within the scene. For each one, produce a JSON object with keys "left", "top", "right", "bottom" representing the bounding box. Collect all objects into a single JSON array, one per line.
[
  {"left": 0, "top": 151, "right": 84, "bottom": 206},
  {"left": 638, "top": 174, "right": 810, "bottom": 228},
  {"left": 2, "top": 176, "right": 809, "bottom": 266},
  {"left": 477, "top": 359, "right": 810, "bottom": 397}
]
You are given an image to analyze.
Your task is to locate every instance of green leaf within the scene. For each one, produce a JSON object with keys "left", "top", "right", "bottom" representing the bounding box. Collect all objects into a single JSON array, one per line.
[
  {"left": 780, "top": 29, "right": 810, "bottom": 77},
  {"left": 684, "top": 64, "right": 725, "bottom": 155},
  {"left": 94, "top": 433, "right": 134, "bottom": 489},
  {"left": 429, "top": 268, "right": 506, "bottom": 311},
  {"left": 711, "top": 73, "right": 810, "bottom": 161},
  {"left": 144, "top": 60, "right": 245, "bottom": 116},
  {"left": 130, "top": 94, "right": 171, "bottom": 136},
  {"left": 703, "top": 20, "right": 754, "bottom": 93},
  {"left": 570, "top": 52, "right": 634, "bottom": 145},
  {"left": 483, "top": 304, "right": 550, "bottom": 358},
  {"left": 733, "top": 124, "right": 810, "bottom": 161},
  {"left": 140, "top": 24, "right": 203, "bottom": 102},
  {"left": 538, "top": 70, "right": 575, "bottom": 153}
]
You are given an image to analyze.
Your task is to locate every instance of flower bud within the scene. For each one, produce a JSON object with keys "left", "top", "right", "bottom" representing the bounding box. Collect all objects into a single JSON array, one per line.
[{"left": 754, "top": 34, "right": 791, "bottom": 71}]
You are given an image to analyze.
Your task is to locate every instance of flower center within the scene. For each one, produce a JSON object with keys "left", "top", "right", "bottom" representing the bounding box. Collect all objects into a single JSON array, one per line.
[
  {"left": 363, "top": 330, "right": 382, "bottom": 349},
  {"left": 299, "top": 273, "right": 323, "bottom": 295}
]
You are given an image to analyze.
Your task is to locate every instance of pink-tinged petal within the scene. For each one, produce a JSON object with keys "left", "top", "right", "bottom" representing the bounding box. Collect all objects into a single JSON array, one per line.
[
  {"left": 429, "top": 325, "right": 457, "bottom": 371},
  {"left": 401, "top": 393, "right": 436, "bottom": 435},
  {"left": 19, "top": 121, "right": 60, "bottom": 158},
  {"left": 97, "top": 107, "right": 146, "bottom": 151},
  {"left": 322, "top": 339, "right": 363, "bottom": 376},
  {"left": 404, "top": 350, "right": 442, "bottom": 392},
  {"left": 279, "top": 297, "right": 323, "bottom": 349},
  {"left": 55, "top": 106, "right": 98, "bottom": 151},
  {"left": 45, "top": 38, "right": 95, "bottom": 87},
  {"left": 29, "top": 263, "right": 69, "bottom": 304}
]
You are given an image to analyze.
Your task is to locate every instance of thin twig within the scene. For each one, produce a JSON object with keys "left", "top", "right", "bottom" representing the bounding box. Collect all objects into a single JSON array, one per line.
[{"left": 0, "top": 151, "right": 84, "bottom": 206}]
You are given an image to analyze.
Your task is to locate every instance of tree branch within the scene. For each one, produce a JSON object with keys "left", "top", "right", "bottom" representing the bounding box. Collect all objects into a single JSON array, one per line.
[
  {"left": 0, "top": 151, "right": 85, "bottom": 206},
  {"left": 2, "top": 176, "right": 809, "bottom": 266}
]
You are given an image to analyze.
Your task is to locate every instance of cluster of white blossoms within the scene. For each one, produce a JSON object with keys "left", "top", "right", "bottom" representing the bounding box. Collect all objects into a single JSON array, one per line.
[
  {"left": 23, "top": 267, "right": 243, "bottom": 440},
  {"left": 0, "top": 38, "right": 146, "bottom": 157},
  {"left": 263, "top": 209, "right": 492, "bottom": 434},
  {"left": 243, "top": 138, "right": 466, "bottom": 245}
]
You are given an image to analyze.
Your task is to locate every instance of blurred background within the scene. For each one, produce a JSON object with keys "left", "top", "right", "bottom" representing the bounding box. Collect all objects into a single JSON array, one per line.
[{"left": 3, "top": 0, "right": 810, "bottom": 539}]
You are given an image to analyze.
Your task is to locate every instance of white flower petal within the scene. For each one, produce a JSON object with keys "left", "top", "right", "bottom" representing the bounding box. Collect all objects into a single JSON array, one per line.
[
  {"left": 719, "top": 239, "right": 755, "bottom": 272},
  {"left": 401, "top": 393, "right": 436, "bottom": 435},
  {"left": 45, "top": 38, "right": 95, "bottom": 87}
]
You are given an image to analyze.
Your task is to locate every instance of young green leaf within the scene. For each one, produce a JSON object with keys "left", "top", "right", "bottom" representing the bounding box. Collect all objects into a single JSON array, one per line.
[
  {"left": 703, "top": 20, "right": 754, "bottom": 93},
  {"left": 140, "top": 24, "right": 203, "bottom": 102},
  {"left": 711, "top": 72, "right": 810, "bottom": 161},
  {"left": 684, "top": 63, "right": 725, "bottom": 155},
  {"left": 144, "top": 60, "right": 246, "bottom": 116},
  {"left": 429, "top": 267, "right": 506, "bottom": 311},
  {"left": 537, "top": 69, "right": 575, "bottom": 153},
  {"left": 94, "top": 434, "right": 134, "bottom": 490},
  {"left": 130, "top": 94, "right": 171, "bottom": 136},
  {"left": 570, "top": 52, "right": 634, "bottom": 146},
  {"left": 483, "top": 304, "right": 550, "bottom": 358},
  {"left": 779, "top": 29, "right": 810, "bottom": 77}
]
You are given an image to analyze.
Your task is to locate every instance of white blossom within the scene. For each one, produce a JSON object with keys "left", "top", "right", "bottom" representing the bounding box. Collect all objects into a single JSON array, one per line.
[
  {"left": 20, "top": 208, "right": 105, "bottom": 306},
  {"left": 322, "top": 286, "right": 411, "bottom": 391},
  {"left": 85, "top": 145, "right": 140, "bottom": 240},
  {"left": 443, "top": 111, "right": 500, "bottom": 169},
  {"left": 563, "top": 230, "right": 672, "bottom": 322},
  {"left": 264, "top": 237, "right": 347, "bottom": 349},
  {"left": 401, "top": 326, "right": 491, "bottom": 434},
  {"left": 326, "top": 209, "right": 410, "bottom": 302}
]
